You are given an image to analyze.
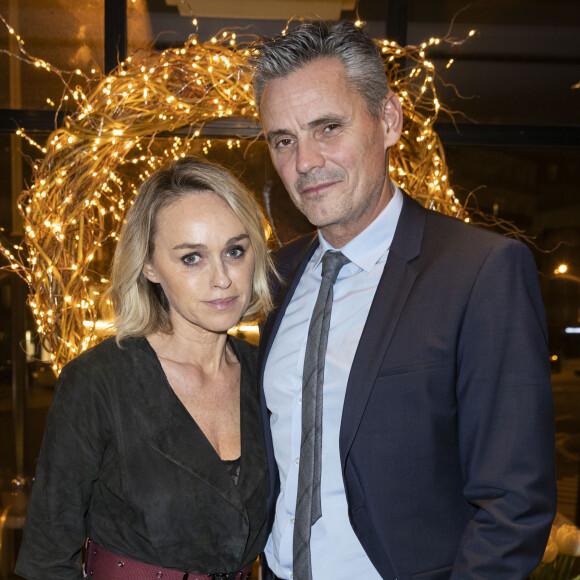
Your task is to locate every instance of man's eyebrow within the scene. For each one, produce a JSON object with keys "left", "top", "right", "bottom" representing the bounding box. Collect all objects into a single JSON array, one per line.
[
  {"left": 265, "top": 129, "right": 291, "bottom": 144},
  {"left": 307, "top": 114, "right": 343, "bottom": 129}
]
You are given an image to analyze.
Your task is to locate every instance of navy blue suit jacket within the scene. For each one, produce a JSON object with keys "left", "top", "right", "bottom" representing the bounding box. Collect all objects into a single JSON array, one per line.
[{"left": 258, "top": 193, "right": 557, "bottom": 579}]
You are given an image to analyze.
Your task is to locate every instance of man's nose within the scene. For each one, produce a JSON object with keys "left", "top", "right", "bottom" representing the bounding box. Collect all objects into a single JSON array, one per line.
[{"left": 296, "top": 138, "right": 324, "bottom": 174}]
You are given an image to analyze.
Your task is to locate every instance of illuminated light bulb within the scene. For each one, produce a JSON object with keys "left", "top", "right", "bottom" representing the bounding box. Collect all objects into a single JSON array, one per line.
[{"left": 0, "top": 19, "right": 476, "bottom": 373}]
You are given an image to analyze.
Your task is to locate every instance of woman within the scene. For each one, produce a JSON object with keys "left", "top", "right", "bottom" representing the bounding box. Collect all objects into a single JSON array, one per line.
[{"left": 15, "top": 157, "right": 276, "bottom": 580}]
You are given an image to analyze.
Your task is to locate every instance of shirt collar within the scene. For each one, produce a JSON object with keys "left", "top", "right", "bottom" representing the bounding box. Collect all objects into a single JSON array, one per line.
[{"left": 314, "top": 184, "right": 403, "bottom": 272}]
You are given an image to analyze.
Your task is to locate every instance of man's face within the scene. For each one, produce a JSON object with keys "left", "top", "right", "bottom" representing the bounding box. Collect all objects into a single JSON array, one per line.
[{"left": 260, "top": 57, "right": 401, "bottom": 247}]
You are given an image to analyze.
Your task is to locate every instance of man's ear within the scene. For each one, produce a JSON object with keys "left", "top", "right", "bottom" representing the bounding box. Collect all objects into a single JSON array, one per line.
[
  {"left": 382, "top": 91, "right": 403, "bottom": 148},
  {"left": 142, "top": 261, "right": 159, "bottom": 283}
]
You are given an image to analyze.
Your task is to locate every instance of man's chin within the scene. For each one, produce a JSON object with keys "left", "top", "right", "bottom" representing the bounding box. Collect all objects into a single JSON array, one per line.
[
  {"left": 295, "top": 201, "right": 338, "bottom": 229},
  {"left": 302, "top": 213, "right": 335, "bottom": 229}
]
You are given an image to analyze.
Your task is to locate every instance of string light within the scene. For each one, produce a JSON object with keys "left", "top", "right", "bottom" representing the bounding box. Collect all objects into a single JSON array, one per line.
[{"left": 0, "top": 15, "right": 475, "bottom": 373}]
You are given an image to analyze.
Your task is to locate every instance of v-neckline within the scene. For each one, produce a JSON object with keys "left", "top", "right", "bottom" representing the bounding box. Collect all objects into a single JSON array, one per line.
[{"left": 143, "top": 335, "right": 245, "bottom": 475}]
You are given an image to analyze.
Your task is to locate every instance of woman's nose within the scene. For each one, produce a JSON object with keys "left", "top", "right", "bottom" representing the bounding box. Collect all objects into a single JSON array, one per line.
[{"left": 210, "top": 259, "right": 232, "bottom": 289}]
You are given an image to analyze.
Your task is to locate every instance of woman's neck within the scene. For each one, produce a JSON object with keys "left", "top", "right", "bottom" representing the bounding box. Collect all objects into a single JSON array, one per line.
[{"left": 146, "top": 327, "right": 233, "bottom": 374}]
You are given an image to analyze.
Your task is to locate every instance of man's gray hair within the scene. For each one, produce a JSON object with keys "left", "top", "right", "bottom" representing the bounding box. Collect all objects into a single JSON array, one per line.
[{"left": 249, "top": 20, "right": 390, "bottom": 119}]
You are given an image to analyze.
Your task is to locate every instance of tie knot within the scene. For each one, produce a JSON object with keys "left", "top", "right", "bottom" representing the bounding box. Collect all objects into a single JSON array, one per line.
[{"left": 321, "top": 251, "right": 350, "bottom": 284}]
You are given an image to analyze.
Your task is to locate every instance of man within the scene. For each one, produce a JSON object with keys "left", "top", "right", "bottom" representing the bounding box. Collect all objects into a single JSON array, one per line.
[{"left": 250, "top": 20, "right": 556, "bottom": 580}]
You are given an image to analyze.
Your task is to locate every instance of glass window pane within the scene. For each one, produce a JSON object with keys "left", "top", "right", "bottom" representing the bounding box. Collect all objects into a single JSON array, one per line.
[
  {"left": 406, "top": 0, "right": 580, "bottom": 126},
  {"left": 129, "top": 0, "right": 301, "bottom": 48},
  {"left": 445, "top": 145, "right": 580, "bottom": 344},
  {"left": 0, "top": 0, "right": 105, "bottom": 110}
]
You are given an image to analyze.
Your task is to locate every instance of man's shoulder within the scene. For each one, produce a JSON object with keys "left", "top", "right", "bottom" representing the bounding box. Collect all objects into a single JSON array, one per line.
[
  {"left": 424, "top": 206, "right": 522, "bottom": 249},
  {"left": 398, "top": 193, "right": 532, "bottom": 270},
  {"left": 273, "top": 230, "right": 318, "bottom": 275}
]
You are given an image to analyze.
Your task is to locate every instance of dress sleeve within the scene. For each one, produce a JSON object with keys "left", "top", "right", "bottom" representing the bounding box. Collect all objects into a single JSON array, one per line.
[
  {"left": 452, "top": 240, "right": 557, "bottom": 577},
  {"left": 15, "top": 355, "right": 113, "bottom": 580}
]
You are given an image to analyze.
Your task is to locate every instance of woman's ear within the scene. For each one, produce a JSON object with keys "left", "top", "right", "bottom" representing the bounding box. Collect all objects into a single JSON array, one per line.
[
  {"left": 142, "top": 261, "right": 159, "bottom": 283},
  {"left": 382, "top": 91, "right": 403, "bottom": 148}
]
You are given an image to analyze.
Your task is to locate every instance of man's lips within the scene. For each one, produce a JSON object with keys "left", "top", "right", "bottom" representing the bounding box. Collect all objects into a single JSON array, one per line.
[
  {"left": 300, "top": 181, "right": 339, "bottom": 196},
  {"left": 204, "top": 296, "right": 238, "bottom": 310}
]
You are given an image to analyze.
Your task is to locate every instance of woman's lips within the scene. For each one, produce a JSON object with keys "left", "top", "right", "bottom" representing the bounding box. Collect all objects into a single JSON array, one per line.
[{"left": 204, "top": 296, "right": 238, "bottom": 310}]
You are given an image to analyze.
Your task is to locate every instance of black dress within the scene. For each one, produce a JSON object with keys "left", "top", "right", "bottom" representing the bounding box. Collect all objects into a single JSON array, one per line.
[{"left": 15, "top": 335, "right": 269, "bottom": 580}]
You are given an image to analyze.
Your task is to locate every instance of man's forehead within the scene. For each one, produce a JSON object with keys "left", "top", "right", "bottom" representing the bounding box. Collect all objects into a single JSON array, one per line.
[
  {"left": 269, "top": 57, "right": 345, "bottom": 87},
  {"left": 259, "top": 62, "right": 357, "bottom": 131}
]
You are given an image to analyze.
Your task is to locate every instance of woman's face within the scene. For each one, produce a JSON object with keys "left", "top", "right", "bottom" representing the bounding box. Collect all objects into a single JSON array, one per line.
[{"left": 142, "top": 191, "right": 255, "bottom": 336}]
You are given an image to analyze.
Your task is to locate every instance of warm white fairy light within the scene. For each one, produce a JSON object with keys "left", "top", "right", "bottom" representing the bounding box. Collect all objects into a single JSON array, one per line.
[{"left": 0, "top": 15, "right": 476, "bottom": 373}]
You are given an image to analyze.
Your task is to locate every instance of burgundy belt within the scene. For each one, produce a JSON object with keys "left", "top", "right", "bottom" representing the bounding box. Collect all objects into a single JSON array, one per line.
[{"left": 84, "top": 538, "right": 253, "bottom": 580}]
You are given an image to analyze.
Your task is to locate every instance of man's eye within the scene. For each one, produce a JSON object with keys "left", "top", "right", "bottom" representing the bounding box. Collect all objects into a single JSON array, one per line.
[
  {"left": 275, "top": 138, "right": 293, "bottom": 149},
  {"left": 182, "top": 253, "right": 200, "bottom": 266},
  {"left": 323, "top": 123, "right": 340, "bottom": 132}
]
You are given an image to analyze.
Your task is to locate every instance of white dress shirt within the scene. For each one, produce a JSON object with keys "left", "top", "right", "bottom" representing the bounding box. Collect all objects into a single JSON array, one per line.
[{"left": 264, "top": 186, "right": 403, "bottom": 579}]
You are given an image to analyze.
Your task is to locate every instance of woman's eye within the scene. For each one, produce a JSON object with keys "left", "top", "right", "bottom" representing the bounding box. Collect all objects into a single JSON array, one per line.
[
  {"left": 182, "top": 253, "right": 200, "bottom": 266},
  {"left": 227, "top": 245, "right": 245, "bottom": 259}
]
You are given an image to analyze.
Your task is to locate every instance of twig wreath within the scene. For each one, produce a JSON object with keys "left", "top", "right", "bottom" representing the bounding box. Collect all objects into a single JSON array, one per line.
[{"left": 0, "top": 17, "right": 473, "bottom": 373}]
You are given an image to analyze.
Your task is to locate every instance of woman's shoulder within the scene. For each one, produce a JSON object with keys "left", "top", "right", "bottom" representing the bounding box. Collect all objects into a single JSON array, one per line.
[
  {"left": 52, "top": 336, "right": 156, "bottom": 414},
  {"left": 57, "top": 335, "right": 150, "bottom": 392},
  {"left": 228, "top": 333, "right": 258, "bottom": 365},
  {"left": 63, "top": 335, "right": 141, "bottom": 369},
  {"left": 228, "top": 334, "right": 259, "bottom": 397}
]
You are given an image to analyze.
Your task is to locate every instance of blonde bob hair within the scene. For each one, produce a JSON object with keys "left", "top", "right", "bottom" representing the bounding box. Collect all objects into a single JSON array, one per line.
[{"left": 105, "top": 157, "right": 275, "bottom": 341}]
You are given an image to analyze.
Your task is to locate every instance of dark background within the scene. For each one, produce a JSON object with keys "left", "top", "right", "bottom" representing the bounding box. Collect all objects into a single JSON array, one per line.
[{"left": 0, "top": 0, "right": 579, "bottom": 576}]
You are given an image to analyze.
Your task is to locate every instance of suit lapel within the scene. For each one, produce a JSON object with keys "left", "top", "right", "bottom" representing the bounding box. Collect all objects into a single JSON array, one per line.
[
  {"left": 339, "top": 194, "right": 427, "bottom": 461},
  {"left": 258, "top": 232, "right": 319, "bottom": 521},
  {"left": 261, "top": 197, "right": 428, "bottom": 484},
  {"left": 259, "top": 232, "right": 319, "bottom": 379}
]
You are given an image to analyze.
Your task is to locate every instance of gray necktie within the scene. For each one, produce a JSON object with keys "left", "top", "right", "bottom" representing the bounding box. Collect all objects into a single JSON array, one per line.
[{"left": 294, "top": 250, "right": 351, "bottom": 580}]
